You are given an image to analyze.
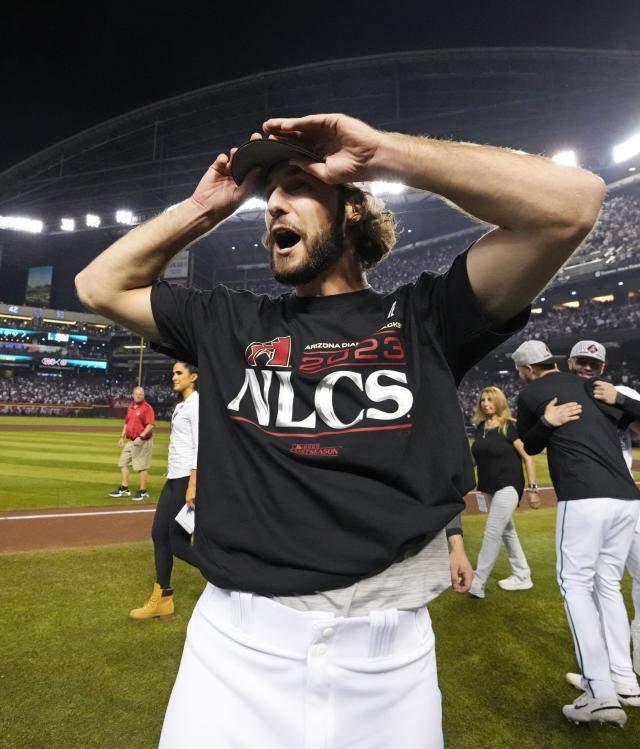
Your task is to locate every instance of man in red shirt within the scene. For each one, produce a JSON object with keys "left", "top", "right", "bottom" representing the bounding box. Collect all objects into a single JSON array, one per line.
[{"left": 110, "top": 386, "right": 155, "bottom": 500}]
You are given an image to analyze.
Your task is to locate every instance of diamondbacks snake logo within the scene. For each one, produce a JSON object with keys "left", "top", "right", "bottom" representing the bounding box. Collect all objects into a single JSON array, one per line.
[{"left": 245, "top": 336, "right": 291, "bottom": 367}]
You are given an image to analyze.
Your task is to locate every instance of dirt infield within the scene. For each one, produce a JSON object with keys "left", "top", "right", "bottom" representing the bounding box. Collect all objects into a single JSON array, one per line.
[
  {"left": 0, "top": 505, "right": 156, "bottom": 553},
  {"left": 0, "top": 488, "right": 561, "bottom": 554}
]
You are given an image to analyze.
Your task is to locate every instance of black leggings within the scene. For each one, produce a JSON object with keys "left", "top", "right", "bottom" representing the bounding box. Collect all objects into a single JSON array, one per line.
[{"left": 151, "top": 477, "right": 199, "bottom": 589}]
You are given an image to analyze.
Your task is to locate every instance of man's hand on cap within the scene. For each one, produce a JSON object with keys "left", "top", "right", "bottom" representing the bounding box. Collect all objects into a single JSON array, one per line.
[
  {"left": 262, "top": 113, "right": 382, "bottom": 184},
  {"left": 191, "top": 137, "right": 262, "bottom": 221}
]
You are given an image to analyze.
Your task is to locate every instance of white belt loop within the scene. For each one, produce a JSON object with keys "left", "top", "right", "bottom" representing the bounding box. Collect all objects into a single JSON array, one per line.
[
  {"left": 231, "top": 591, "right": 253, "bottom": 634},
  {"left": 368, "top": 608, "right": 399, "bottom": 659}
]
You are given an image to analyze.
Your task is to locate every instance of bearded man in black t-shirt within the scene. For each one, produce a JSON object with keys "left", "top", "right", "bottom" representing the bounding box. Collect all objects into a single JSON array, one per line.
[{"left": 76, "top": 114, "right": 605, "bottom": 748}]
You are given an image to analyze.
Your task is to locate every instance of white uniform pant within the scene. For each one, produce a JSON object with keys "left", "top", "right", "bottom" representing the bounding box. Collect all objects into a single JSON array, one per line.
[
  {"left": 626, "top": 516, "right": 640, "bottom": 623},
  {"left": 160, "top": 583, "right": 444, "bottom": 749},
  {"left": 474, "top": 486, "right": 530, "bottom": 586},
  {"left": 556, "top": 498, "right": 640, "bottom": 698}
]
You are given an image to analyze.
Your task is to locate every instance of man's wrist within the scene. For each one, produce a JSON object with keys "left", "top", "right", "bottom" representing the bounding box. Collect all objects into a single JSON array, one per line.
[
  {"left": 366, "top": 130, "right": 414, "bottom": 182},
  {"left": 540, "top": 415, "right": 555, "bottom": 428},
  {"left": 176, "top": 197, "right": 219, "bottom": 237}
]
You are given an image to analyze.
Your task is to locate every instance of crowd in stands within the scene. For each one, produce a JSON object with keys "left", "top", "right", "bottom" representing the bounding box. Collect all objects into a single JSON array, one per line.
[
  {"left": 559, "top": 193, "right": 640, "bottom": 272},
  {"left": 511, "top": 297, "right": 640, "bottom": 344},
  {"left": 0, "top": 375, "right": 176, "bottom": 418}
]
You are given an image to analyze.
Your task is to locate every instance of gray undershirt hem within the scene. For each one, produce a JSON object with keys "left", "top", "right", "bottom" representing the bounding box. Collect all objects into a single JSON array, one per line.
[{"left": 272, "top": 530, "right": 451, "bottom": 617}]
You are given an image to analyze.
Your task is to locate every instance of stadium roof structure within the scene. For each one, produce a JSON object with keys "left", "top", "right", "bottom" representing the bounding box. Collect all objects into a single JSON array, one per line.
[
  {"left": 3, "top": 47, "right": 640, "bottom": 279},
  {"left": 4, "top": 47, "right": 640, "bottom": 210}
]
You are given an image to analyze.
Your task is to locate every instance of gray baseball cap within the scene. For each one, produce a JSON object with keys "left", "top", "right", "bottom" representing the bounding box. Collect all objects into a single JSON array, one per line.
[
  {"left": 510, "top": 340, "right": 565, "bottom": 368},
  {"left": 231, "top": 138, "right": 324, "bottom": 185},
  {"left": 569, "top": 340, "right": 606, "bottom": 362}
]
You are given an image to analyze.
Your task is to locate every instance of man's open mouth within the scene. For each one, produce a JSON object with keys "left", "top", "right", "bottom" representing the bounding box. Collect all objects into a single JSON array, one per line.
[{"left": 272, "top": 227, "right": 302, "bottom": 256}]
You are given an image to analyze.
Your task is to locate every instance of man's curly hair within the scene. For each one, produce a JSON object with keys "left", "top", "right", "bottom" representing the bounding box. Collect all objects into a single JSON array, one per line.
[{"left": 338, "top": 183, "right": 400, "bottom": 270}]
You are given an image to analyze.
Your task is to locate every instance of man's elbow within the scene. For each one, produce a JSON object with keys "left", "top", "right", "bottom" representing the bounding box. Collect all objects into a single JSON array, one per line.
[
  {"left": 552, "top": 173, "right": 607, "bottom": 244},
  {"left": 74, "top": 270, "right": 94, "bottom": 309},
  {"left": 522, "top": 439, "right": 543, "bottom": 456},
  {"left": 75, "top": 270, "right": 104, "bottom": 313}
]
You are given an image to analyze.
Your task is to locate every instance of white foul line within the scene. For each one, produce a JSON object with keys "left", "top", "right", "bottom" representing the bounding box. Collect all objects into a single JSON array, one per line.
[{"left": 0, "top": 508, "right": 156, "bottom": 521}]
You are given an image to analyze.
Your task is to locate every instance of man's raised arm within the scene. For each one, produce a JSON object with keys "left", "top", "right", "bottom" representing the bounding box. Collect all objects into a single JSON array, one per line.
[
  {"left": 74, "top": 146, "right": 261, "bottom": 339},
  {"left": 263, "top": 114, "right": 606, "bottom": 323}
]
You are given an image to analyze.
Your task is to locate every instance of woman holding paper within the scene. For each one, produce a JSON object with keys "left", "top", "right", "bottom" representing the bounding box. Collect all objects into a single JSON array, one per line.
[
  {"left": 130, "top": 361, "right": 199, "bottom": 620},
  {"left": 468, "top": 386, "right": 539, "bottom": 599}
]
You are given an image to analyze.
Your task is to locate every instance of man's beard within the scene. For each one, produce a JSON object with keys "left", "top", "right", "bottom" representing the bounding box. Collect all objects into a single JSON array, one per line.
[{"left": 268, "top": 220, "right": 346, "bottom": 287}]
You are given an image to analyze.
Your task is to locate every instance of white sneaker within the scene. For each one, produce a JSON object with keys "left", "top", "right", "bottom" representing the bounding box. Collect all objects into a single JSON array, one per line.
[
  {"left": 469, "top": 577, "right": 485, "bottom": 599},
  {"left": 497, "top": 574, "right": 533, "bottom": 591},
  {"left": 562, "top": 693, "right": 626, "bottom": 727},
  {"left": 565, "top": 673, "right": 640, "bottom": 708},
  {"left": 631, "top": 620, "right": 640, "bottom": 676}
]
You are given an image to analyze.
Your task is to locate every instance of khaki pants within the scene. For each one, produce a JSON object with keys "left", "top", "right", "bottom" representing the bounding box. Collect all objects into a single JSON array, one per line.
[{"left": 118, "top": 438, "right": 153, "bottom": 472}]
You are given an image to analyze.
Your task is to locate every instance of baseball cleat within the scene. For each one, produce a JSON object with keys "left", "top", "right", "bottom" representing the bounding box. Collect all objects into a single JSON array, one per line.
[
  {"left": 562, "top": 693, "right": 626, "bottom": 727},
  {"left": 616, "top": 691, "right": 640, "bottom": 708},
  {"left": 109, "top": 486, "right": 131, "bottom": 498},
  {"left": 132, "top": 490, "right": 149, "bottom": 501},
  {"left": 497, "top": 574, "right": 533, "bottom": 591},
  {"left": 129, "top": 583, "right": 174, "bottom": 620},
  {"left": 469, "top": 577, "right": 485, "bottom": 599},
  {"left": 566, "top": 672, "right": 640, "bottom": 706}
]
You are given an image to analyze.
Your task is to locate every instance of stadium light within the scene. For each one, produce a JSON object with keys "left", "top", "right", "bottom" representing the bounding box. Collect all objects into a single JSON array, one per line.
[
  {"left": 368, "top": 182, "right": 406, "bottom": 196},
  {"left": 552, "top": 150, "right": 577, "bottom": 167},
  {"left": 85, "top": 214, "right": 101, "bottom": 228},
  {"left": 236, "top": 197, "right": 267, "bottom": 214},
  {"left": 116, "top": 210, "right": 136, "bottom": 225},
  {"left": 613, "top": 133, "right": 640, "bottom": 164},
  {"left": 60, "top": 218, "right": 75, "bottom": 232},
  {"left": 0, "top": 215, "right": 44, "bottom": 233}
]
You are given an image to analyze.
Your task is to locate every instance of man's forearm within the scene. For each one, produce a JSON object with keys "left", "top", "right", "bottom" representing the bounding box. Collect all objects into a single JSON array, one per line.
[
  {"left": 523, "top": 456, "right": 537, "bottom": 485},
  {"left": 616, "top": 392, "right": 640, "bottom": 421},
  {"left": 372, "top": 133, "right": 603, "bottom": 235},
  {"left": 76, "top": 199, "right": 215, "bottom": 305}
]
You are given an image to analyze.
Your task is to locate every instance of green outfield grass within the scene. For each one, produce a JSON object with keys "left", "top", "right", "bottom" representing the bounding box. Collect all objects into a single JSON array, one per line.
[
  {"left": 0, "top": 417, "right": 170, "bottom": 511},
  {"left": 0, "top": 416, "right": 637, "bottom": 512},
  {"left": 2, "top": 510, "right": 637, "bottom": 748}
]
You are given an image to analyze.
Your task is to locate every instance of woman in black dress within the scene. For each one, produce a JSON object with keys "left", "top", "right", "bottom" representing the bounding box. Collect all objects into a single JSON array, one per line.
[{"left": 469, "top": 386, "right": 540, "bottom": 598}]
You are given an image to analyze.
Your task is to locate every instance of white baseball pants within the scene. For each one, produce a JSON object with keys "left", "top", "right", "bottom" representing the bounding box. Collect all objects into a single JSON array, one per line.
[
  {"left": 159, "top": 583, "right": 444, "bottom": 749},
  {"left": 474, "top": 486, "right": 531, "bottom": 586},
  {"left": 556, "top": 498, "right": 640, "bottom": 698},
  {"left": 627, "top": 518, "right": 640, "bottom": 623}
]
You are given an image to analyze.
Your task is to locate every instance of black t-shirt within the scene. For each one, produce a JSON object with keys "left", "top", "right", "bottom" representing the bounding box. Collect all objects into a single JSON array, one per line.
[
  {"left": 517, "top": 371, "right": 640, "bottom": 502},
  {"left": 151, "top": 249, "right": 529, "bottom": 595},
  {"left": 471, "top": 421, "right": 524, "bottom": 498}
]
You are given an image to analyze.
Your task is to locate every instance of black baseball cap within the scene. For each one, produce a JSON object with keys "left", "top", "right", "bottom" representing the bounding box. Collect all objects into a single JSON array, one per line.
[{"left": 231, "top": 138, "right": 324, "bottom": 186}]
